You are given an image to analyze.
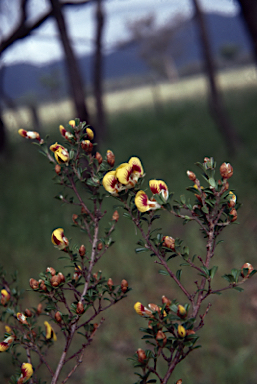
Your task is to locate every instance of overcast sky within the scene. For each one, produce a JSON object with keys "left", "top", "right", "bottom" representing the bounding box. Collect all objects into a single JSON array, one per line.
[{"left": 1, "top": 0, "right": 239, "bottom": 66}]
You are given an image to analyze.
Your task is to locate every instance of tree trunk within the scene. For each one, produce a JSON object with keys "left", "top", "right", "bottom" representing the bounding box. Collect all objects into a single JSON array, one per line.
[
  {"left": 92, "top": 0, "right": 107, "bottom": 142},
  {"left": 237, "top": 0, "right": 257, "bottom": 65},
  {"left": 192, "top": 0, "right": 241, "bottom": 156},
  {"left": 49, "top": 0, "right": 90, "bottom": 123}
]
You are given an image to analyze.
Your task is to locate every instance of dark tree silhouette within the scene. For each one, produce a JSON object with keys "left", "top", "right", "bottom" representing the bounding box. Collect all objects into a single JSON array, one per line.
[
  {"left": 49, "top": 0, "right": 89, "bottom": 123},
  {"left": 237, "top": 0, "right": 257, "bottom": 66},
  {"left": 192, "top": 0, "right": 241, "bottom": 156},
  {"left": 92, "top": 0, "right": 107, "bottom": 141}
]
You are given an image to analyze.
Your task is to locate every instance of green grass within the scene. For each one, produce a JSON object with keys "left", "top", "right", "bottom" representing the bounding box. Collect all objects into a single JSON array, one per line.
[{"left": 1, "top": 67, "right": 257, "bottom": 383}]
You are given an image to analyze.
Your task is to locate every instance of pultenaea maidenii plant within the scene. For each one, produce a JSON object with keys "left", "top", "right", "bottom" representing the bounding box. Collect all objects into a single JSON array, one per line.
[
  {"left": 0, "top": 120, "right": 130, "bottom": 384},
  {"left": 102, "top": 155, "right": 256, "bottom": 384},
  {"left": 0, "top": 120, "right": 255, "bottom": 384}
]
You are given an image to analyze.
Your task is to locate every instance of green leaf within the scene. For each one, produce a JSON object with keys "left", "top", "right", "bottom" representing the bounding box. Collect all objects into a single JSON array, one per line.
[
  {"left": 176, "top": 269, "right": 182, "bottom": 281},
  {"left": 208, "top": 177, "right": 216, "bottom": 188},
  {"left": 201, "top": 266, "right": 209, "bottom": 277},
  {"left": 231, "top": 268, "right": 241, "bottom": 283},
  {"left": 180, "top": 195, "right": 186, "bottom": 205},
  {"left": 222, "top": 274, "right": 235, "bottom": 283},
  {"left": 158, "top": 270, "right": 169, "bottom": 276},
  {"left": 233, "top": 286, "right": 244, "bottom": 292},
  {"left": 209, "top": 266, "right": 218, "bottom": 279},
  {"left": 135, "top": 247, "right": 149, "bottom": 253},
  {"left": 249, "top": 269, "right": 257, "bottom": 278},
  {"left": 201, "top": 205, "right": 209, "bottom": 214}
]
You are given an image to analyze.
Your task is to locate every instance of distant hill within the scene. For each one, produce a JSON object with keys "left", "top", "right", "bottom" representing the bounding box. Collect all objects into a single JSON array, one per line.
[{"left": 2, "top": 12, "right": 253, "bottom": 102}]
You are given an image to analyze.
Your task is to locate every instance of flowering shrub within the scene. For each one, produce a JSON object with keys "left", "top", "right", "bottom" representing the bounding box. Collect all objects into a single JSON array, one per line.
[{"left": 0, "top": 119, "right": 255, "bottom": 384}]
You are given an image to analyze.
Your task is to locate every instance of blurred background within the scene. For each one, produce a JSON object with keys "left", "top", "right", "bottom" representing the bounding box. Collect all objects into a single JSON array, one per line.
[{"left": 1, "top": 0, "right": 257, "bottom": 383}]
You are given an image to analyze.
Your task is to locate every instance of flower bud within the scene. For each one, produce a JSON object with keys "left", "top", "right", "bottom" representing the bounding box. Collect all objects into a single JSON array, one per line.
[
  {"left": 50, "top": 275, "right": 61, "bottom": 287},
  {"left": 69, "top": 120, "right": 75, "bottom": 127},
  {"left": 156, "top": 330, "right": 167, "bottom": 347},
  {"left": 57, "top": 272, "right": 65, "bottom": 283},
  {"left": 187, "top": 170, "right": 196, "bottom": 181},
  {"left": 81, "top": 140, "right": 93, "bottom": 153},
  {"left": 24, "top": 309, "right": 32, "bottom": 317},
  {"left": 46, "top": 267, "right": 56, "bottom": 276},
  {"left": 44, "top": 321, "right": 57, "bottom": 341},
  {"left": 177, "top": 305, "right": 187, "bottom": 319},
  {"left": 177, "top": 325, "right": 186, "bottom": 338},
  {"left": 107, "top": 278, "right": 114, "bottom": 290},
  {"left": 55, "top": 311, "right": 62, "bottom": 323},
  {"left": 136, "top": 348, "right": 147, "bottom": 363},
  {"left": 81, "top": 206, "right": 88, "bottom": 214},
  {"left": 112, "top": 210, "right": 119, "bottom": 222},
  {"left": 176, "top": 380, "right": 182, "bottom": 384},
  {"left": 86, "top": 127, "right": 94, "bottom": 140},
  {"left": 121, "top": 279, "right": 128, "bottom": 293},
  {"left": 79, "top": 244, "right": 86, "bottom": 257},
  {"left": 220, "top": 162, "right": 233, "bottom": 179},
  {"left": 106, "top": 150, "right": 115, "bottom": 167},
  {"left": 73, "top": 266, "right": 82, "bottom": 282},
  {"left": 29, "top": 278, "right": 38, "bottom": 290},
  {"left": 37, "top": 303, "right": 43, "bottom": 315},
  {"left": 229, "top": 208, "right": 237, "bottom": 222},
  {"left": 72, "top": 214, "right": 78, "bottom": 224},
  {"left": 241, "top": 262, "right": 254, "bottom": 278},
  {"left": 97, "top": 242, "right": 103, "bottom": 251},
  {"left": 162, "top": 236, "right": 175, "bottom": 250},
  {"left": 162, "top": 295, "right": 171, "bottom": 308},
  {"left": 39, "top": 280, "right": 47, "bottom": 292},
  {"left": 186, "top": 329, "right": 195, "bottom": 337},
  {"left": 76, "top": 301, "right": 85, "bottom": 315},
  {"left": 55, "top": 164, "right": 61, "bottom": 174},
  {"left": 1, "top": 289, "right": 10, "bottom": 306},
  {"left": 95, "top": 152, "right": 103, "bottom": 164},
  {"left": 148, "top": 303, "right": 160, "bottom": 313}
]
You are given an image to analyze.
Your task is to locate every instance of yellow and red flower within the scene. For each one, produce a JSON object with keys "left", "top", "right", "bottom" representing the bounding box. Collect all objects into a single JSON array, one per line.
[
  {"left": 51, "top": 228, "right": 69, "bottom": 250},
  {"left": 116, "top": 157, "right": 144, "bottom": 188},
  {"left": 134, "top": 302, "right": 153, "bottom": 317},
  {"left": 17, "top": 313, "right": 28, "bottom": 325},
  {"left": 50, "top": 142, "right": 70, "bottom": 164},
  {"left": 17, "top": 363, "right": 33, "bottom": 384},
  {"left": 18, "top": 129, "right": 41, "bottom": 141},
  {"left": 103, "top": 157, "right": 144, "bottom": 194},
  {"left": 59, "top": 125, "right": 74, "bottom": 141},
  {"left": 102, "top": 171, "right": 124, "bottom": 196},
  {"left": 44, "top": 321, "right": 57, "bottom": 341},
  {"left": 1, "top": 289, "right": 10, "bottom": 306},
  {"left": 135, "top": 190, "right": 161, "bottom": 213},
  {"left": 149, "top": 179, "right": 169, "bottom": 202},
  {"left": 0, "top": 334, "right": 15, "bottom": 352}
]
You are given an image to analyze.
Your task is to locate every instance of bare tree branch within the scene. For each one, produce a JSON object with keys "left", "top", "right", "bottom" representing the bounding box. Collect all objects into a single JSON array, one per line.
[{"left": 0, "top": 0, "right": 92, "bottom": 55}]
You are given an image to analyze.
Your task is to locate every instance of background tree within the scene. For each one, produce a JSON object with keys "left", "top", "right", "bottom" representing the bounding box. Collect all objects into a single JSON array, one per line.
[
  {"left": 92, "top": 0, "right": 107, "bottom": 141},
  {"left": 0, "top": 0, "right": 92, "bottom": 152},
  {"left": 237, "top": 0, "right": 257, "bottom": 66},
  {"left": 49, "top": 0, "right": 90, "bottom": 123},
  {"left": 192, "top": 0, "right": 241, "bottom": 156}
]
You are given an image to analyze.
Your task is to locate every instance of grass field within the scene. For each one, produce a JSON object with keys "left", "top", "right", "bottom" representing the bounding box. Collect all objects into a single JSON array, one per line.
[{"left": 1, "top": 65, "right": 257, "bottom": 383}]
